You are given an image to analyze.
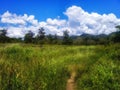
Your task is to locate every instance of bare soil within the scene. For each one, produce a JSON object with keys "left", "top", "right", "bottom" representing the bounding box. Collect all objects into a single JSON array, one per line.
[{"left": 66, "top": 72, "right": 77, "bottom": 90}]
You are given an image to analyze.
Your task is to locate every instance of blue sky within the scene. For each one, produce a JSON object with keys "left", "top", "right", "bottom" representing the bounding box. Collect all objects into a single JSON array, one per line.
[
  {"left": 0, "top": 0, "right": 120, "bottom": 37},
  {"left": 0, "top": 0, "right": 120, "bottom": 21}
]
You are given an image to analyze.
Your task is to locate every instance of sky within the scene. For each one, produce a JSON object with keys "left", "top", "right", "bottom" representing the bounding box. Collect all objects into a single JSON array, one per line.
[{"left": 0, "top": 0, "right": 120, "bottom": 38}]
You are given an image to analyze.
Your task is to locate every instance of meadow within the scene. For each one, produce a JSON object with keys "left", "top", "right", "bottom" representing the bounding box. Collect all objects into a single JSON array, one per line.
[{"left": 0, "top": 43, "right": 120, "bottom": 90}]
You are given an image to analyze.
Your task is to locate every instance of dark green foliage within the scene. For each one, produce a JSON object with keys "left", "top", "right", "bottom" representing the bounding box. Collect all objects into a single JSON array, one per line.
[
  {"left": 46, "top": 34, "right": 62, "bottom": 44},
  {"left": 73, "top": 37, "right": 84, "bottom": 45},
  {"left": 62, "top": 30, "right": 73, "bottom": 45},
  {"left": 24, "top": 31, "right": 34, "bottom": 43},
  {"left": 36, "top": 27, "right": 46, "bottom": 44},
  {"left": 9, "top": 38, "right": 23, "bottom": 43},
  {"left": 116, "top": 25, "right": 120, "bottom": 30},
  {"left": 109, "top": 31, "right": 120, "bottom": 43},
  {"left": 52, "top": 34, "right": 59, "bottom": 44},
  {"left": 0, "top": 29, "right": 10, "bottom": 43},
  {"left": 37, "top": 28, "right": 45, "bottom": 40},
  {"left": 109, "top": 25, "right": 120, "bottom": 43},
  {"left": 47, "top": 34, "right": 54, "bottom": 44}
]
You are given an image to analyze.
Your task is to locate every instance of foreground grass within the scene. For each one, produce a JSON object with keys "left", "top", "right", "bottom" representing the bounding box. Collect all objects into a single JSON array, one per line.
[{"left": 0, "top": 43, "right": 120, "bottom": 90}]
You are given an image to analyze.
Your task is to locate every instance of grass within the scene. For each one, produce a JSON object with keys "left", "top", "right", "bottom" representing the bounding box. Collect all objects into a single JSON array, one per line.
[{"left": 0, "top": 43, "right": 120, "bottom": 90}]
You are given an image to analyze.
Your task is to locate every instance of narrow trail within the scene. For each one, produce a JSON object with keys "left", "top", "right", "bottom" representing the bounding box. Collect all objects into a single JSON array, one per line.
[{"left": 66, "top": 72, "right": 77, "bottom": 90}]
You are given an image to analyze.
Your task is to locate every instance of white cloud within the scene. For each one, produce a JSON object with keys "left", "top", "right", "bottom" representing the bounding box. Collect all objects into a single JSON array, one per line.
[
  {"left": 46, "top": 18, "right": 66, "bottom": 26},
  {"left": 44, "top": 18, "right": 67, "bottom": 35},
  {"left": 1, "top": 11, "right": 39, "bottom": 26},
  {"left": 0, "top": 11, "right": 41, "bottom": 38},
  {"left": 0, "top": 11, "right": 67, "bottom": 37},
  {"left": 0, "top": 6, "right": 120, "bottom": 38},
  {"left": 7, "top": 27, "right": 25, "bottom": 38},
  {"left": 65, "top": 5, "right": 120, "bottom": 35},
  {"left": 1, "top": 11, "right": 26, "bottom": 25}
]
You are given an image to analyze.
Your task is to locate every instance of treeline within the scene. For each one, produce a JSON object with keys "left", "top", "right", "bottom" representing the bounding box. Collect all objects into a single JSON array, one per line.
[{"left": 0, "top": 26, "right": 120, "bottom": 45}]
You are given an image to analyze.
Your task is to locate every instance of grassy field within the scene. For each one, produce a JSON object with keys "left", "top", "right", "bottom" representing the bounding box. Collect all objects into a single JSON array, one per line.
[{"left": 0, "top": 43, "right": 120, "bottom": 90}]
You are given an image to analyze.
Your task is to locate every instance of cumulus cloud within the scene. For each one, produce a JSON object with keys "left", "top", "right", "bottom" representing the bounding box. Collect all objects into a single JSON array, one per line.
[
  {"left": 65, "top": 6, "right": 120, "bottom": 35},
  {"left": 1, "top": 11, "right": 26, "bottom": 25},
  {"left": 1, "top": 11, "right": 39, "bottom": 26},
  {"left": 0, "top": 6, "right": 120, "bottom": 38},
  {"left": 42, "top": 18, "right": 67, "bottom": 35},
  {"left": 0, "top": 11, "right": 40, "bottom": 38},
  {"left": 0, "top": 11, "right": 68, "bottom": 37}
]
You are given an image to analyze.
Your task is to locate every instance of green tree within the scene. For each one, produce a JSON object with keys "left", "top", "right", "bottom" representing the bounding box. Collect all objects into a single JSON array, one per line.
[
  {"left": 62, "top": 30, "right": 73, "bottom": 45},
  {"left": 0, "top": 29, "right": 10, "bottom": 43},
  {"left": 36, "top": 27, "right": 46, "bottom": 45},
  {"left": 53, "top": 34, "right": 60, "bottom": 44},
  {"left": 73, "top": 37, "right": 84, "bottom": 45},
  {"left": 24, "top": 31, "right": 34, "bottom": 43},
  {"left": 47, "top": 34, "right": 54, "bottom": 44},
  {"left": 110, "top": 25, "right": 120, "bottom": 43},
  {"left": 116, "top": 25, "right": 120, "bottom": 30}
]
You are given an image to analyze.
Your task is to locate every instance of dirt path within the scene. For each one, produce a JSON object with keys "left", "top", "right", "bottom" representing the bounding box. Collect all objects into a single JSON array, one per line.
[{"left": 66, "top": 72, "right": 77, "bottom": 90}]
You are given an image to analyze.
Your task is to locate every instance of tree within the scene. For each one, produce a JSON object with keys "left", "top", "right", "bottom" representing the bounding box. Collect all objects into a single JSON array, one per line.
[
  {"left": 53, "top": 34, "right": 59, "bottom": 44},
  {"left": 110, "top": 25, "right": 120, "bottom": 43},
  {"left": 73, "top": 37, "right": 84, "bottom": 45},
  {"left": 24, "top": 31, "right": 34, "bottom": 43},
  {"left": 115, "top": 25, "right": 120, "bottom": 30},
  {"left": 36, "top": 27, "right": 46, "bottom": 45},
  {"left": 47, "top": 34, "right": 54, "bottom": 44},
  {"left": 62, "top": 30, "right": 73, "bottom": 45},
  {"left": 0, "top": 29, "right": 10, "bottom": 43}
]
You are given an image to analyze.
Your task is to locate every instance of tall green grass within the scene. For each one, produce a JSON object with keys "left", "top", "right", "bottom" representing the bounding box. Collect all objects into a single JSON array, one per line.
[
  {"left": 0, "top": 44, "right": 119, "bottom": 90},
  {"left": 77, "top": 44, "right": 120, "bottom": 90}
]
